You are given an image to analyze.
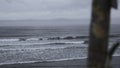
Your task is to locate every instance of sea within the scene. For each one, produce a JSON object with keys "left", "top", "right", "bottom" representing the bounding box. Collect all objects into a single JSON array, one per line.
[{"left": 0, "top": 24, "right": 120, "bottom": 65}]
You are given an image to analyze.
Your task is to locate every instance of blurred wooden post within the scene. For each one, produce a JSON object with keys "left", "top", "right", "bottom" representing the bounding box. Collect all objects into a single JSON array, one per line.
[{"left": 88, "top": 0, "right": 111, "bottom": 68}]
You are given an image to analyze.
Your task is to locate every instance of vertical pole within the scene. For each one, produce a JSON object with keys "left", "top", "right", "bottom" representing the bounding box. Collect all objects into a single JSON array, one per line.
[{"left": 88, "top": 0, "right": 111, "bottom": 68}]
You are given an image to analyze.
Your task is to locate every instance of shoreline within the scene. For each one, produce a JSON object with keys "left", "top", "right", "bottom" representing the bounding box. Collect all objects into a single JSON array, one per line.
[
  {"left": 0, "top": 56, "right": 119, "bottom": 68},
  {"left": 0, "top": 57, "right": 87, "bottom": 66}
]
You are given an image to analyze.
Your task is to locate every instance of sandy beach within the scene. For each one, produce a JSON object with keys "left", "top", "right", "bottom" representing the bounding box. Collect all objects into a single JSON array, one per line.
[{"left": 0, "top": 56, "right": 119, "bottom": 68}]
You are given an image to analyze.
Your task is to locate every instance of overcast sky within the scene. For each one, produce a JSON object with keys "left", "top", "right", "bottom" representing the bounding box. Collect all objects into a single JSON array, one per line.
[{"left": 0, "top": 0, "right": 120, "bottom": 26}]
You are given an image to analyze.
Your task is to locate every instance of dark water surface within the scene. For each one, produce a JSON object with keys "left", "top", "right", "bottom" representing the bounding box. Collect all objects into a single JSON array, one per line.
[{"left": 0, "top": 24, "right": 120, "bottom": 65}]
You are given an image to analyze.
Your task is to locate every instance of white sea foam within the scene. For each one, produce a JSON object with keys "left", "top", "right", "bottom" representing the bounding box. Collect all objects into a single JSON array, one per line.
[
  {"left": 0, "top": 40, "right": 85, "bottom": 46},
  {"left": 0, "top": 61, "right": 38, "bottom": 65},
  {"left": 64, "top": 41, "right": 84, "bottom": 44},
  {"left": 26, "top": 38, "right": 40, "bottom": 41},
  {"left": 0, "top": 39, "right": 19, "bottom": 42},
  {"left": 113, "top": 54, "right": 120, "bottom": 56},
  {"left": 0, "top": 57, "right": 87, "bottom": 65},
  {"left": 0, "top": 44, "right": 87, "bottom": 65},
  {"left": 0, "top": 38, "right": 40, "bottom": 42},
  {"left": 47, "top": 57, "right": 87, "bottom": 62},
  {"left": 0, "top": 38, "right": 119, "bottom": 66},
  {"left": 0, "top": 46, "right": 67, "bottom": 51}
]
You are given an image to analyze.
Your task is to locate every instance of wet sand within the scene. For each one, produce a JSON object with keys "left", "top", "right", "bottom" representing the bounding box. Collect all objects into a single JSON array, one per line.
[{"left": 0, "top": 56, "right": 120, "bottom": 68}]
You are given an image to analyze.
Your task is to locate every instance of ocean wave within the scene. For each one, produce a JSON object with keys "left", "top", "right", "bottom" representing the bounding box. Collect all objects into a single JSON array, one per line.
[
  {"left": 0, "top": 51, "right": 120, "bottom": 66},
  {"left": 0, "top": 39, "right": 19, "bottom": 42},
  {"left": 47, "top": 36, "right": 89, "bottom": 40},
  {"left": 0, "top": 34, "right": 119, "bottom": 42},
  {"left": 0, "top": 61, "right": 38, "bottom": 65},
  {"left": 0, "top": 38, "right": 43, "bottom": 42},
  {"left": 0, "top": 45, "right": 119, "bottom": 66},
  {"left": 110, "top": 34, "right": 120, "bottom": 38},
  {"left": 0, "top": 47, "right": 66, "bottom": 51},
  {"left": 0, "top": 45, "right": 87, "bottom": 66},
  {"left": 47, "top": 57, "right": 87, "bottom": 62},
  {"left": 44, "top": 41, "right": 84, "bottom": 45},
  {"left": 0, "top": 35, "right": 89, "bottom": 42},
  {"left": 0, "top": 47, "right": 87, "bottom": 65},
  {"left": 0, "top": 43, "right": 87, "bottom": 51},
  {"left": 0, "top": 40, "right": 85, "bottom": 46}
]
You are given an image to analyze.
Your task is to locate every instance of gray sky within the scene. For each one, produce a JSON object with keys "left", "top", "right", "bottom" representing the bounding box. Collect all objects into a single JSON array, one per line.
[{"left": 0, "top": 0, "right": 120, "bottom": 26}]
